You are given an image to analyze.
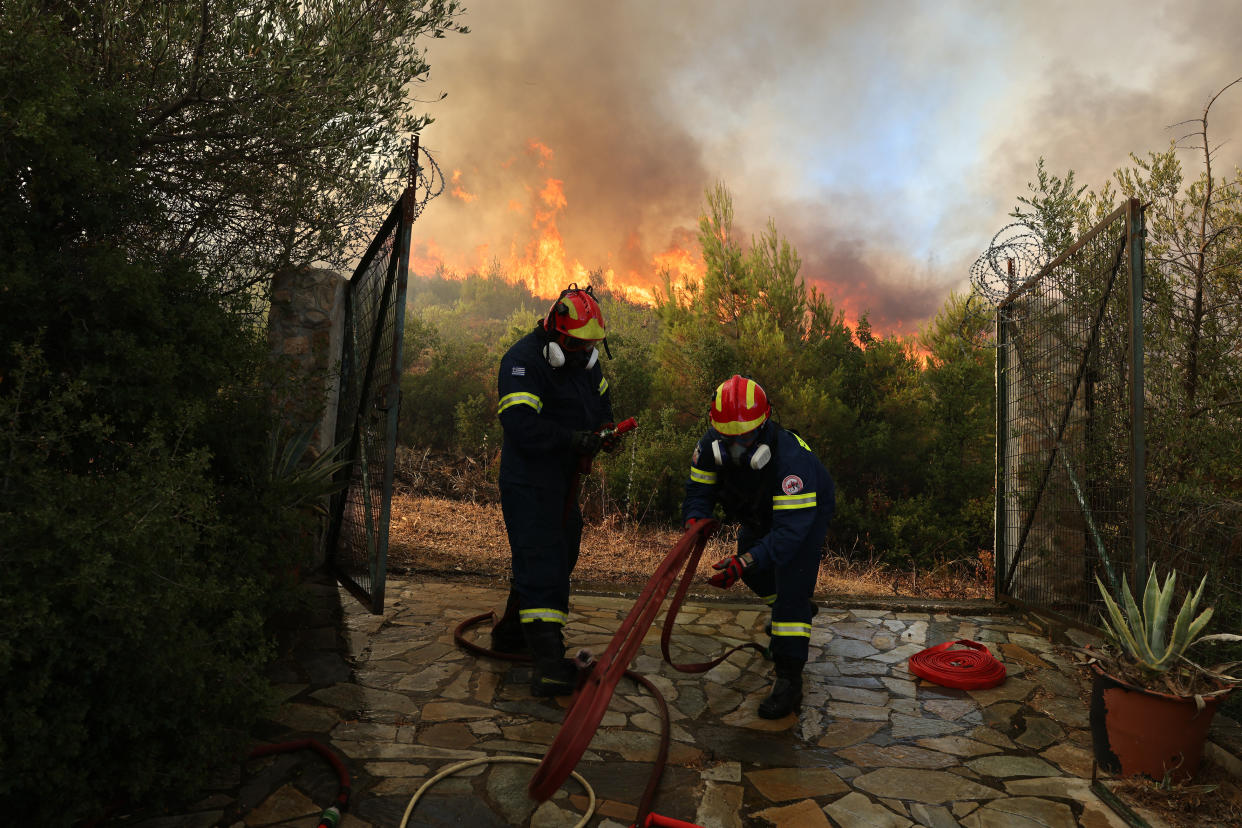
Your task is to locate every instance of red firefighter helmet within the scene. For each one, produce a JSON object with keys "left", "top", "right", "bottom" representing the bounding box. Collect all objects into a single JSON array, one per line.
[
  {"left": 544, "top": 284, "right": 606, "bottom": 345},
  {"left": 710, "top": 375, "right": 770, "bottom": 436}
]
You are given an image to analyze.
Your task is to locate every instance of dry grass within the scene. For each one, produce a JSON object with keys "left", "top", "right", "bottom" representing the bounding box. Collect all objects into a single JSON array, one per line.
[
  {"left": 389, "top": 446, "right": 992, "bottom": 601},
  {"left": 388, "top": 493, "right": 991, "bottom": 602},
  {"left": 1107, "top": 762, "right": 1242, "bottom": 828}
]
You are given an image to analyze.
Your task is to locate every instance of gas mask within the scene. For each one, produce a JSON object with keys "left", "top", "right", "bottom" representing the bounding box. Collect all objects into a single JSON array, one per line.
[
  {"left": 709, "top": 428, "right": 771, "bottom": 470},
  {"left": 543, "top": 340, "right": 599, "bottom": 370}
]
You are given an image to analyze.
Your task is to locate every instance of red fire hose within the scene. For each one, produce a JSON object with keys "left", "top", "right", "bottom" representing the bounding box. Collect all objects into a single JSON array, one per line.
[
  {"left": 641, "top": 815, "right": 706, "bottom": 828},
  {"left": 454, "top": 519, "right": 722, "bottom": 827},
  {"left": 527, "top": 520, "right": 716, "bottom": 801},
  {"left": 907, "top": 639, "right": 1007, "bottom": 690},
  {"left": 247, "top": 739, "right": 350, "bottom": 827}
]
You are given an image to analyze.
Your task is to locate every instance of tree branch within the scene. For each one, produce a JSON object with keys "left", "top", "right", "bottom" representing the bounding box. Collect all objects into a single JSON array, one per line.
[{"left": 143, "top": 0, "right": 211, "bottom": 134}]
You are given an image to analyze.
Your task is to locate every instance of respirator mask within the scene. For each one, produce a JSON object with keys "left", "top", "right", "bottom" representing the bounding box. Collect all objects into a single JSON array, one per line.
[
  {"left": 709, "top": 425, "right": 771, "bottom": 470},
  {"left": 543, "top": 337, "right": 599, "bottom": 370}
]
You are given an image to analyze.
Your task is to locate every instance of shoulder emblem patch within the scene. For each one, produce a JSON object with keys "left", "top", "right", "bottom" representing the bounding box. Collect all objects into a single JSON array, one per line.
[
  {"left": 781, "top": 475, "right": 804, "bottom": 495},
  {"left": 691, "top": 445, "right": 701, "bottom": 464}
]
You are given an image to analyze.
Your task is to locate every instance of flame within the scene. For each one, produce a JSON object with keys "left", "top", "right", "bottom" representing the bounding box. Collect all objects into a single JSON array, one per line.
[
  {"left": 505, "top": 176, "right": 627, "bottom": 299},
  {"left": 651, "top": 245, "right": 703, "bottom": 285},
  {"left": 409, "top": 237, "right": 452, "bottom": 276},
  {"left": 528, "top": 139, "right": 554, "bottom": 167},
  {"left": 409, "top": 138, "right": 916, "bottom": 341},
  {"left": 449, "top": 169, "right": 476, "bottom": 203}
]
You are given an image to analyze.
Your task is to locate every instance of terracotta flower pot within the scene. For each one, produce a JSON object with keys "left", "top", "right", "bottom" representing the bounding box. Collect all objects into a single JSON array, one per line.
[{"left": 1089, "top": 664, "right": 1230, "bottom": 783}]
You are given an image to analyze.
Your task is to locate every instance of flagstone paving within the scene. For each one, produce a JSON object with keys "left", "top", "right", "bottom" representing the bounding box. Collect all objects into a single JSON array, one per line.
[{"left": 115, "top": 574, "right": 1242, "bottom": 827}]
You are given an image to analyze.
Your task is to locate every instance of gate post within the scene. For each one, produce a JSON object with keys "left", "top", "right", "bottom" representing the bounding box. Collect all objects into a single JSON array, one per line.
[
  {"left": 268, "top": 265, "right": 348, "bottom": 567},
  {"left": 1126, "top": 198, "right": 1147, "bottom": 584},
  {"left": 994, "top": 306, "right": 1008, "bottom": 601}
]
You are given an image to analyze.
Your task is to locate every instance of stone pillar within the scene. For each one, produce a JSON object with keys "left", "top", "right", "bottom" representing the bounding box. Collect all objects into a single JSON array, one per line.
[{"left": 267, "top": 266, "right": 347, "bottom": 567}]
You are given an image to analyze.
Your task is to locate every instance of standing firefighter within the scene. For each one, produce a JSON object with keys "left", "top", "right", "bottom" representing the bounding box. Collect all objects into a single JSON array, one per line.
[
  {"left": 491, "top": 284, "right": 625, "bottom": 696},
  {"left": 682, "top": 375, "right": 835, "bottom": 719}
]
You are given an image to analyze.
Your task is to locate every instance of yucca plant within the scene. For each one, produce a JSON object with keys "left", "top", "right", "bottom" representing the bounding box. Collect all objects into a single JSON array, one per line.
[{"left": 1095, "top": 570, "right": 1242, "bottom": 680}]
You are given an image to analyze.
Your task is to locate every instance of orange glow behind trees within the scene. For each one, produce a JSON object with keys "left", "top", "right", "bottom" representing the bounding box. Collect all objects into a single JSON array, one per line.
[{"left": 408, "top": 138, "right": 918, "bottom": 338}]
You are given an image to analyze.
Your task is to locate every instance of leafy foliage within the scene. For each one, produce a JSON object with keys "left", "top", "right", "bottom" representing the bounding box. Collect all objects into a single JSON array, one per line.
[
  {"left": 1011, "top": 80, "right": 1242, "bottom": 706},
  {"left": 0, "top": 0, "right": 465, "bottom": 822},
  {"left": 4, "top": 0, "right": 468, "bottom": 302}
]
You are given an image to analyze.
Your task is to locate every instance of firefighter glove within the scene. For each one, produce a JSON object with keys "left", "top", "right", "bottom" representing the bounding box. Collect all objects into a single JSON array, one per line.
[
  {"left": 599, "top": 422, "right": 622, "bottom": 453},
  {"left": 570, "top": 430, "right": 603, "bottom": 456},
  {"left": 708, "top": 553, "right": 748, "bottom": 589}
]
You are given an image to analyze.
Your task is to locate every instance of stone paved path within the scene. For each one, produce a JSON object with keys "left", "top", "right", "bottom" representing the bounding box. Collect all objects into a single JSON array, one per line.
[{"left": 123, "top": 574, "right": 1216, "bottom": 828}]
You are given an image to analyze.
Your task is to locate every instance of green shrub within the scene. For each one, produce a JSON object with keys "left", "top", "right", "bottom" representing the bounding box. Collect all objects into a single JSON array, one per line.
[
  {"left": 594, "top": 406, "right": 703, "bottom": 522},
  {"left": 0, "top": 330, "right": 307, "bottom": 825}
]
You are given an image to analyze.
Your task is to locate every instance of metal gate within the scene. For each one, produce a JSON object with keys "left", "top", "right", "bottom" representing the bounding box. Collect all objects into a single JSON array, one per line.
[
  {"left": 326, "top": 172, "right": 419, "bottom": 613},
  {"left": 992, "top": 198, "right": 1146, "bottom": 625}
]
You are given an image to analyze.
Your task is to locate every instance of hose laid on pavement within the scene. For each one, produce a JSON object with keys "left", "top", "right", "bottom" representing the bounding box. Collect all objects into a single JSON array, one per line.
[
  {"left": 451, "top": 519, "right": 724, "bottom": 827},
  {"left": 526, "top": 519, "right": 719, "bottom": 809},
  {"left": 907, "top": 639, "right": 1007, "bottom": 690},
  {"left": 247, "top": 739, "right": 351, "bottom": 828}
]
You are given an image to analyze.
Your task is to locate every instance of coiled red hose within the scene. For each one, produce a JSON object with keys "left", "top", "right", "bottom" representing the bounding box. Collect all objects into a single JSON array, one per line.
[{"left": 907, "top": 639, "right": 1007, "bottom": 690}]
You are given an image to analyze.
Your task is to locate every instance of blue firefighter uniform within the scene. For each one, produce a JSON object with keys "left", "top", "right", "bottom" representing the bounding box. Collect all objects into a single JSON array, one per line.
[
  {"left": 681, "top": 422, "right": 835, "bottom": 662},
  {"left": 497, "top": 328, "right": 613, "bottom": 635}
]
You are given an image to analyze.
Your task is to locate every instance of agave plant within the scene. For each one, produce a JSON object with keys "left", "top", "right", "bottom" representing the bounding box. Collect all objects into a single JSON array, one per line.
[
  {"left": 1095, "top": 570, "right": 1219, "bottom": 674},
  {"left": 268, "top": 424, "right": 351, "bottom": 517}
]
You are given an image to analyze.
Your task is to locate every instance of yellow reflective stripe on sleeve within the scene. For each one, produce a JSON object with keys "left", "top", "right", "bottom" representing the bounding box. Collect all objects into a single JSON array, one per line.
[
  {"left": 770, "top": 622, "right": 812, "bottom": 638},
  {"left": 793, "top": 433, "right": 812, "bottom": 452},
  {"left": 763, "top": 594, "right": 777, "bottom": 605},
  {"left": 599, "top": 377, "right": 609, "bottom": 395},
  {"left": 519, "top": 608, "right": 567, "bottom": 625},
  {"left": 689, "top": 466, "right": 717, "bottom": 485},
  {"left": 498, "top": 391, "right": 542, "bottom": 414},
  {"left": 772, "top": 492, "right": 817, "bottom": 510}
]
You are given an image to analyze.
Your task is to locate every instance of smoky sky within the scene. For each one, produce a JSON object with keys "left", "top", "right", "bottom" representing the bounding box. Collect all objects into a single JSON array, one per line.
[{"left": 409, "top": 0, "right": 1242, "bottom": 333}]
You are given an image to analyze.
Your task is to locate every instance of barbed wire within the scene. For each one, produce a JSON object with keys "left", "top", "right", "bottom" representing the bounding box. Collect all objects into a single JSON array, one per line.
[
  {"left": 948, "top": 222, "right": 1052, "bottom": 350},
  {"left": 407, "top": 138, "right": 446, "bottom": 223},
  {"left": 969, "top": 222, "right": 1049, "bottom": 307},
  {"left": 936, "top": 222, "right": 1049, "bottom": 352}
]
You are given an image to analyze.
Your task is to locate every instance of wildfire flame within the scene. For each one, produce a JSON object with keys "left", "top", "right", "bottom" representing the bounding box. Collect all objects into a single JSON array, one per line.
[
  {"left": 409, "top": 139, "right": 915, "bottom": 350},
  {"left": 412, "top": 139, "right": 699, "bottom": 306},
  {"left": 509, "top": 177, "right": 601, "bottom": 298},
  {"left": 449, "top": 169, "right": 476, "bottom": 203}
]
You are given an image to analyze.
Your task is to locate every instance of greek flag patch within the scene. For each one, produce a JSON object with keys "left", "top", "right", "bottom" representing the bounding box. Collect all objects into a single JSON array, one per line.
[{"left": 511, "top": 366, "right": 526, "bottom": 376}]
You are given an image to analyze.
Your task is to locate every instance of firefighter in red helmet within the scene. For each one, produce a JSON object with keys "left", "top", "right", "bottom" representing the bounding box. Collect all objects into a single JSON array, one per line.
[
  {"left": 682, "top": 375, "right": 835, "bottom": 719},
  {"left": 491, "top": 284, "right": 625, "bottom": 696}
]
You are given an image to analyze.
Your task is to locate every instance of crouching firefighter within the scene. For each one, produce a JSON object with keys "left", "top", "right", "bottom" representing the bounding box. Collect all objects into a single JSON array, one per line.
[
  {"left": 491, "top": 284, "right": 628, "bottom": 696},
  {"left": 681, "top": 375, "right": 835, "bottom": 719}
]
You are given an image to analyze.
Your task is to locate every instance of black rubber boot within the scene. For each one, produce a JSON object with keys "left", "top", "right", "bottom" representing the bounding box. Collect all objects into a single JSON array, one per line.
[
  {"left": 758, "top": 656, "right": 805, "bottom": 719},
  {"left": 490, "top": 589, "right": 528, "bottom": 654},
  {"left": 525, "top": 620, "right": 578, "bottom": 697}
]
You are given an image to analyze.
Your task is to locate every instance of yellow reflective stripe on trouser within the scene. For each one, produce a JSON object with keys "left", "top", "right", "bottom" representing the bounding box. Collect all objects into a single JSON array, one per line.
[
  {"left": 689, "top": 466, "right": 717, "bottom": 484},
  {"left": 599, "top": 377, "right": 609, "bottom": 395},
  {"left": 520, "top": 608, "right": 567, "bottom": 625},
  {"left": 770, "top": 622, "right": 812, "bottom": 638},
  {"left": 498, "top": 391, "right": 542, "bottom": 414},
  {"left": 772, "top": 492, "right": 817, "bottom": 510}
]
